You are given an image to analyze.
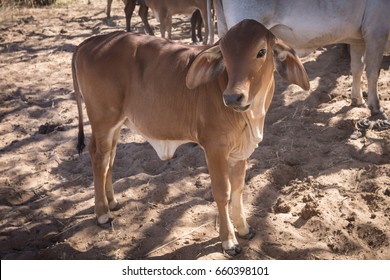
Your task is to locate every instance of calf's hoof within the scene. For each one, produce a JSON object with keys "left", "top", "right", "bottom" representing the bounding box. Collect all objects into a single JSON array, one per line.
[
  {"left": 224, "top": 245, "right": 242, "bottom": 256},
  {"left": 109, "top": 200, "right": 121, "bottom": 211},
  {"left": 97, "top": 213, "right": 114, "bottom": 229},
  {"left": 97, "top": 217, "right": 114, "bottom": 229},
  {"left": 238, "top": 227, "right": 256, "bottom": 240}
]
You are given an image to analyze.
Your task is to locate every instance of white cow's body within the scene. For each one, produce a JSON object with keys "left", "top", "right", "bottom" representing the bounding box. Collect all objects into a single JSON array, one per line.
[{"left": 216, "top": 0, "right": 390, "bottom": 117}]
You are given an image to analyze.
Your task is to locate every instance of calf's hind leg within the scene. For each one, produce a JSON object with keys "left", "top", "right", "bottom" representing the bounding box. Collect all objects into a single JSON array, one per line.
[
  {"left": 104, "top": 127, "right": 121, "bottom": 212},
  {"left": 89, "top": 126, "right": 121, "bottom": 228}
]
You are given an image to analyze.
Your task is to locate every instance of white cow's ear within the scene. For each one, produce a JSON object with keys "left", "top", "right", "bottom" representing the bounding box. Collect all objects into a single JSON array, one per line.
[
  {"left": 273, "top": 39, "right": 310, "bottom": 91},
  {"left": 186, "top": 45, "right": 225, "bottom": 89}
]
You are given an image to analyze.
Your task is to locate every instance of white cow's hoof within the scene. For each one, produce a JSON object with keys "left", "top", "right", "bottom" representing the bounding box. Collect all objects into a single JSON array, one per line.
[{"left": 351, "top": 98, "right": 366, "bottom": 108}]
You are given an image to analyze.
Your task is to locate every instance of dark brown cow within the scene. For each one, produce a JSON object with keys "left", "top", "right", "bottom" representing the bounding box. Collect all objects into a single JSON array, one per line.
[
  {"left": 72, "top": 19, "right": 309, "bottom": 255},
  {"left": 191, "top": 9, "right": 203, "bottom": 44},
  {"left": 106, "top": 0, "right": 154, "bottom": 35}
]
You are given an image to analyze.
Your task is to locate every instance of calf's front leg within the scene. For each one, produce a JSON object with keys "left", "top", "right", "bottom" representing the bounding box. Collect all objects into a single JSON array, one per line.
[
  {"left": 205, "top": 148, "right": 240, "bottom": 256},
  {"left": 229, "top": 159, "right": 255, "bottom": 239}
]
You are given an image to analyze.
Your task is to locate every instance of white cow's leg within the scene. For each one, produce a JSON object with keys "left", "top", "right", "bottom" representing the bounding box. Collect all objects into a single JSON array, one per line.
[
  {"left": 364, "top": 35, "right": 388, "bottom": 118},
  {"left": 349, "top": 43, "right": 365, "bottom": 107}
]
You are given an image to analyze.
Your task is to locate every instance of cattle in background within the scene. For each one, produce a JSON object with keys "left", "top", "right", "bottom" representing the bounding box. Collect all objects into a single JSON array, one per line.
[
  {"left": 215, "top": 0, "right": 390, "bottom": 120},
  {"left": 106, "top": 0, "right": 210, "bottom": 44},
  {"left": 72, "top": 20, "right": 309, "bottom": 255},
  {"left": 144, "top": 0, "right": 214, "bottom": 44},
  {"left": 191, "top": 9, "right": 203, "bottom": 44},
  {"left": 106, "top": 0, "right": 154, "bottom": 35}
]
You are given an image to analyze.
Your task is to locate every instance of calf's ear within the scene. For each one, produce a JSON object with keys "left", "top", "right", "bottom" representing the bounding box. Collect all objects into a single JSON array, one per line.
[
  {"left": 186, "top": 45, "right": 225, "bottom": 89},
  {"left": 273, "top": 39, "right": 310, "bottom": 90}
]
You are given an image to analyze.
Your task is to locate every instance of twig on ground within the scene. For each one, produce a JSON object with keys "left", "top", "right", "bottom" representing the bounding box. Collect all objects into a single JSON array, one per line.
[{"left": 144, "top": 220, "right": 213, "bottom": 257}]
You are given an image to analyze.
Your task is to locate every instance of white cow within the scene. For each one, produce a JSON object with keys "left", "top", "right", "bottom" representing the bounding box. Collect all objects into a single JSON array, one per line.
[{"left": 215, "top": 0, "right": 390, "bottom": 119}]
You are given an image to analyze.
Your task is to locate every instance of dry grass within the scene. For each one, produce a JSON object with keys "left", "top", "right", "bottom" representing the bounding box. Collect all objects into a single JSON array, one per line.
[
  {"left": 0, "top": 0, "right": 76, "bottom": 20},
  {"left": 1, "top": 0, "right": 56, "bottom": 8}
]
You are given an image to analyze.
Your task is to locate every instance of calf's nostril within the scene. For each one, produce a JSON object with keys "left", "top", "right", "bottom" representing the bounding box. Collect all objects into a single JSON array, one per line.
[{"left": 224, "top": 93, "right": 244, "bottom": 105}]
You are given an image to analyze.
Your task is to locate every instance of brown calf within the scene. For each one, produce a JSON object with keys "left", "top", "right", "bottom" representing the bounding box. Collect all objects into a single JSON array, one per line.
[{"left": 72, "top": 19, "right": 309, "bottom": 255}]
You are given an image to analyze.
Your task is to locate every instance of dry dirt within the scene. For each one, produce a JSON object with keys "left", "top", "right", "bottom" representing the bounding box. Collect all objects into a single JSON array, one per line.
[{"left": 1, "top": 0, "right": 390, "bottom": 260}]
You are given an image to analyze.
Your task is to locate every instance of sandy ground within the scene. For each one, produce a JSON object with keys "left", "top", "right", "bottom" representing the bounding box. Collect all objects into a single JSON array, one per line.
[{"left": 0, "top": 0, "right": 390, "bottom": 260}]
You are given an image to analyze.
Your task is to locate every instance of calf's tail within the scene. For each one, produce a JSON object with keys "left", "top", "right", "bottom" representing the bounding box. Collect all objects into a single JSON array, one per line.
[{"left": 71, "top": 48, "right": 86, "bottom": 155}]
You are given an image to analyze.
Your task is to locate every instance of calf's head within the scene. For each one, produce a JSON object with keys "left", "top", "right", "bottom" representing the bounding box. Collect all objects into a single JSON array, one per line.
[{"left": 186, "top": 19, "right": 310, "bottom": 111}]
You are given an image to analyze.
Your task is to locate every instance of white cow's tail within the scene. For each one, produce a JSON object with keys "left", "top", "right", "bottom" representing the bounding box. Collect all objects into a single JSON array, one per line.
[{"left": 71, "top": 48, "right": 86, "bottom": 155}]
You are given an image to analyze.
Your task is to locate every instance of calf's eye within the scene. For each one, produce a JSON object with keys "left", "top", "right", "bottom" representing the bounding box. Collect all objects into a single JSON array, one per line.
[{"left": 256, "top": 49, "right": 267, "bottom": 58}]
